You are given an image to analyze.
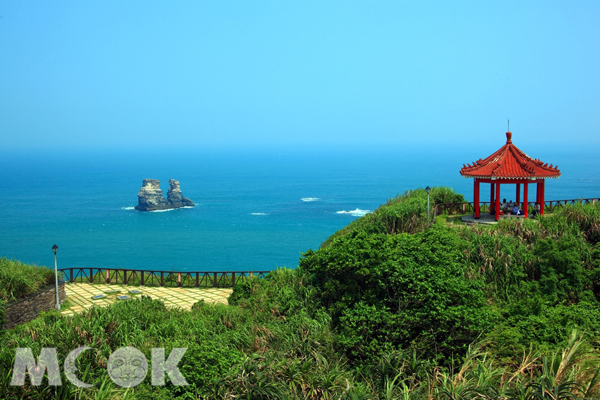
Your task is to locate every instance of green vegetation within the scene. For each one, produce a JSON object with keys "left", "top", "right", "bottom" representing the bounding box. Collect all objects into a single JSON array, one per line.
[
  {"left": 1, "top": 188, "right": 600, "bottom": 399},
  {"left": 320, "top": 187, "right": 464, "bottom": 248},
  {"left": 0, "top": 258, "right": 57, "bottom": 302},
  {"left": 0, "top": 258, "right": 58, "bottom": 328}
]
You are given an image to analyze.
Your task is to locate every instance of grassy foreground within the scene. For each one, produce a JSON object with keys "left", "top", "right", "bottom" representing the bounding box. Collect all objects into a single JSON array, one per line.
[
  {"left": 1, "top": 188, "right": 599, "bottom": 399},
  {"left": 0, "top": 258, "right": 59, "bottom": 329},
  {"left": 0, "top": 258, "right": 57, "bottom": 303}
]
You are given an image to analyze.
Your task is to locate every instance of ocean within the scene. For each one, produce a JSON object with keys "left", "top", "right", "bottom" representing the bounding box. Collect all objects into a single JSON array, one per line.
[{"left": 1, "top": 144, "right": 598, "bottom": 273}]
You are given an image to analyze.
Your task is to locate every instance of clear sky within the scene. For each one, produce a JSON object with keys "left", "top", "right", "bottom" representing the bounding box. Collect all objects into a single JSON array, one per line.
[{"left": 1, "top": 1, "right": 599, "bottom": 151}]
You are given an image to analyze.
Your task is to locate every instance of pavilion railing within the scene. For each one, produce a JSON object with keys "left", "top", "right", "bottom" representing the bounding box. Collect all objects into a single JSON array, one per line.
[
  {"left": 58, "top": 267, "right": 271, "bottom": 288},
  {"left": 434, "top": 197, "right": 600, "bottom": 217}
]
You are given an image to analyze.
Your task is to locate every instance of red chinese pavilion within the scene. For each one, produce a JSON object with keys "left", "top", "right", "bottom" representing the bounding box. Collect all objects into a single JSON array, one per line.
[{"left": 460, "top": 131, "right": 561, "bottom": 220}]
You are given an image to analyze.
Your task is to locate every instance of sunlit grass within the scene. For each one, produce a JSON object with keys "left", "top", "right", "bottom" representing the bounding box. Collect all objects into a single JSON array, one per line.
[{"left": 0, "top": 257, "right": 57, "bottom": 302}]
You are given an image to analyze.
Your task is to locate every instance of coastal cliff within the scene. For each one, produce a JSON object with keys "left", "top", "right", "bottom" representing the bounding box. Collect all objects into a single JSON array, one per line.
[{"left": 135, "top": 179, "right": 194, "bottom": 211}]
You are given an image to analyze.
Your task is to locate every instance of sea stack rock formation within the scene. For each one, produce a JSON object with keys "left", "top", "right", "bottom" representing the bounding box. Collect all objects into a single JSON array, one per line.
[
  {"left": 135, "top": 179, "right": 169, "bottom": 211},
  {"left": 167, "top": 179, "right": 195, "bottom": 208},
  {"left": 135, "top": 179, "right": 194, "bottom": 211}
]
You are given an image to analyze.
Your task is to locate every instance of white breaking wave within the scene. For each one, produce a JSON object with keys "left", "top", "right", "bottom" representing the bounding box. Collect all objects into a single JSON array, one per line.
[
  {"left": 150, "top": 206, "right": 194, "bottom": 212},
  {"left": 250, "top": 212, "right": 269, "bottom": 216},
  {"left": 121, "top": 206, "right": 135, "bottom": 210},
  {"left": 301, "top": 197, "right": 320, "bottom": 202},
  {"left": 337, "top": 209, "right": 370, "bottom": 217}
]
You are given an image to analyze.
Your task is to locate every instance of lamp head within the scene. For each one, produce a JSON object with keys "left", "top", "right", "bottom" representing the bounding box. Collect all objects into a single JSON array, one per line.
[
  {"left": 52, "top": 244, "right": 58, "bottom": 255},
  {"left": 425, "top": 186, "right": 431, "bottom": 195}
]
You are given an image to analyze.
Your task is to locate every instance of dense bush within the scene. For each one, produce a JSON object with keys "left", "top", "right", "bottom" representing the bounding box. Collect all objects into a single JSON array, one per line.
[
  {"left": 301, "top": 226, "right": 497, "bottom": 362},
  {"left": 301, "top": 200, "right": 600, "bottom": 370}
]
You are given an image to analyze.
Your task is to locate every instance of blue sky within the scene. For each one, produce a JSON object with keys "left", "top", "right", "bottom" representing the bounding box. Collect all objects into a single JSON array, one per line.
[{"left": 1, "top": 1, "right": 599, "bottom": 151}]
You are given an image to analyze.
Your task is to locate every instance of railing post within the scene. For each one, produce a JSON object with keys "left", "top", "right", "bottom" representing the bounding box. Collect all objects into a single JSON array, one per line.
[
  {"left": 214, "top": 272, "right": 218, "bottom": 287},
  {"left": 70, "top": 268, "right": 73, "bottom": 282},
  {"left": 89, "top": 269, "right": 93, "bottom": 283},
  {"left": 232, "top": 272, "right": 235, "bottom": 287},
  {"left": 196, "top": 272, "right": 199, "bottom": 288},
  {"left": 160, "top": 272, "right": 164, "bottom": 286},
  {"left": 124, "top": 270, "right": 128, "bottom": 285},
  {"left": 141, "top": 271, "right": 145, "bottom": 286}
]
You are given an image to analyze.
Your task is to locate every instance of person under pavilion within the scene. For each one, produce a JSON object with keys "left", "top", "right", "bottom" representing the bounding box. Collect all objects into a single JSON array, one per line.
[{"left": 460, "top": 131, "right": 561, "bottom": 221}]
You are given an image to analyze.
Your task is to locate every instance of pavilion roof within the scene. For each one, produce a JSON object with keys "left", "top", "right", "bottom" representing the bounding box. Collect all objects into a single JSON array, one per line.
[{"left": 460, "top": 132, "right": 561, "bottom": 179}]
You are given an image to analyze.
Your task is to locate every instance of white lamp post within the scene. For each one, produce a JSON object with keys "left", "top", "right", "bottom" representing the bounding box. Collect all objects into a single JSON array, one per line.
[
  {"left": 52, "top": 244, "right": 60, "bottom": 311},
  {"left": 425, "top": 186, "right": 431, "bottom": 225}
]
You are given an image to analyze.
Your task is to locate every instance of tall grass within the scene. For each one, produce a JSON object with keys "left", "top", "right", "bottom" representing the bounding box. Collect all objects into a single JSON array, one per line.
[
  {"left": 0, "top": 258, "right": 57, "bottom": 302},
  {"left": 0, "top": 258, "right": 59, "bottom": 329},
  {"left": 321, "top": 186, "right": 463, "bottom": 248},
  {"left": 555, "top": 202, "right": 600, "bottom": 245}
]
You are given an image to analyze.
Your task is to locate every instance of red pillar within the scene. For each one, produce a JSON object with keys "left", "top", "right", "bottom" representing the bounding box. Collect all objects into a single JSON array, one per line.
[
  {"left": 523, "top": 182, "right": 529, "bottom": 218},
  {"left": 495, "top": 182, "right": 501, "bottom": 221},
  {"left": 540, "top": 180, "right": 545, "bottom": 215},
  {"left": 474, "top": 179, "right": 480, "bottom": 219},
  {"left": 490, "top": 183, "right": 495, "bottom": 214},
  {"left": 536, "top": 181, "right": 541, "bottom": 206},
  {"left": 516, "top": 183, "right": 521, "bottom": 207}
]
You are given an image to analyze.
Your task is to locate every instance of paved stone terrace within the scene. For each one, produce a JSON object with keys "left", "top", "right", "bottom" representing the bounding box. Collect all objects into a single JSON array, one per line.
[
  {"left": 461, "top": 213, "right": 528, "bottom": 225},
  {"left": 61, "top": 283, "right": 232, "bottom": 316}
]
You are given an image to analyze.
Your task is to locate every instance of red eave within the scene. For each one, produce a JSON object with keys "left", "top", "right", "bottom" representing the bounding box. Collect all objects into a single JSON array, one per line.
[{"left": 460, "top": 132, "right": 561, "bottom": 180}]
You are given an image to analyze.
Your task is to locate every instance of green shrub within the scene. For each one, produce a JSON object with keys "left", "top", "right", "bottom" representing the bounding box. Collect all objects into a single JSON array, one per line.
[
  {"left": 488, "top": 302, "right": 600, "bottom": 360},
  {"left": 533, "top": 236, "right": 588, "bottom": 303},
  {"left": 175, "top": 343, "right": 244, "bottom": 394},
  {"left": 301, "top": 225, "right": 497, "bottom": 362},
  {"left": 428, "top": 186, "right": 465, "bottom": 205},
  {"left": 229, "top": 268, "right": 320, "bottom": 319},
  {"left": 456, "top": 223, "right": 534, "bottom": 301},
  {"left": 320, "top": 186, "right": 463, "bottom": 248}
]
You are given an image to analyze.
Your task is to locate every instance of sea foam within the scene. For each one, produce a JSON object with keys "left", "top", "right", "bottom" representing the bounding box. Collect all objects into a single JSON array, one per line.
[
  {"left": 250, "top": 212, "right": 269, "bottom": 216},
  {"left": 301, "top": 197, "right": 320, "bottom": 202},
  {"left": 337, "top": 209, "right": 370, "bottom": 217}
]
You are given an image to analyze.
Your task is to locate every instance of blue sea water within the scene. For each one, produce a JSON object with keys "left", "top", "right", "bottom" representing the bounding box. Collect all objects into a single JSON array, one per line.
[{"left": 1, "top": 144, "right": 599, "bottom": 272}]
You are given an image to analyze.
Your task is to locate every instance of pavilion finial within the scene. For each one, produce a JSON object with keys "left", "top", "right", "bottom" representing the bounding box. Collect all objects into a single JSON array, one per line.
[{"left": 506, "top": 131, "right": 512, "bottom": 144}]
